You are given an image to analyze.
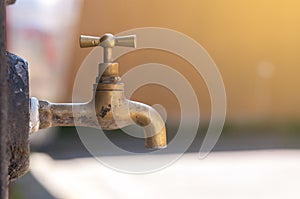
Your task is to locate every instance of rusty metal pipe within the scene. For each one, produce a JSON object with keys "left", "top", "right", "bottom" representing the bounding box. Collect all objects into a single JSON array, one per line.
[{"left": 36, "top": 100, "right": 96, "bottom": 129}]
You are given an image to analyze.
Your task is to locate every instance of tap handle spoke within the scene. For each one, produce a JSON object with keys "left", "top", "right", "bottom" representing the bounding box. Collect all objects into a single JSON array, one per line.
[
  {"left": 115, "top": 35, "right": 136, "bottom": 48},
  {"left": 79, "top": 35, "right": 100, "bottom": 48}
]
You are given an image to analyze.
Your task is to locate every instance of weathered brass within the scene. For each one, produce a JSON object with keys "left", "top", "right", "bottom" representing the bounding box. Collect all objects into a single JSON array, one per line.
[{"left": 30, "top": 33, "right": 167, "bottom": 149}]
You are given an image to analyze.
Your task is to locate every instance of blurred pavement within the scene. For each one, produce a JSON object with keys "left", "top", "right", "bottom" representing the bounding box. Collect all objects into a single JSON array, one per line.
[{"left": 22, "top": 150, "right": 300, "bottom": 199}]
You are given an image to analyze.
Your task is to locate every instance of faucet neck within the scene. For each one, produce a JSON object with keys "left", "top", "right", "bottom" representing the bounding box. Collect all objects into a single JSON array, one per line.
[
  {"left": 94, "top": 62, "right": 124, "bottom": 91},
  {"left": 97, "top": 62, "right": 121, "bottom": 83}
]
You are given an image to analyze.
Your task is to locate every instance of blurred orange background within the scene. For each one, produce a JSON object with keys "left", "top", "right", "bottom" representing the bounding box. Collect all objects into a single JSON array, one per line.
[{"left": 66, "top": 0, "right": 300, "bottom": 124}]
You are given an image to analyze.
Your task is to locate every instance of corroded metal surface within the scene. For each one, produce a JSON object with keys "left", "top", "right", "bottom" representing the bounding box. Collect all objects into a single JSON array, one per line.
[
  {"left": 1, "top": 3, "right": 30, "bottom": 194},
  {"left": 6, "top": 52, "right": 30, "bottom": 181},
  {"left": 37, "top": 100, "right": 98, "bottom": 129}
]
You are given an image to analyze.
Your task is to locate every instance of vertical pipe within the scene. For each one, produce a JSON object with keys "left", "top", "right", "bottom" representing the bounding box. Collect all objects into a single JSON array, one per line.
[
  {"left": 104, "top": 47, "right": 113, "bottom": 63},
  {"left": 0, "top": 1, "right": 9, "bottom": 198}
]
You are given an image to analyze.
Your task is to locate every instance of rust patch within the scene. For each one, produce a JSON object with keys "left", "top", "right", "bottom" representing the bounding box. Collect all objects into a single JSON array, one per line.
[
  {"left": 4, "top": 52, "right": 30, "bottom": 182},
  {"left": 131, "top": 114, "right": 151, "bottom": 127},
  {"left": 38, "top": 100, "right": 51, "bottom": 129},
  {"left": 98, "top": 104, "right": 111, "bottom": 118}
]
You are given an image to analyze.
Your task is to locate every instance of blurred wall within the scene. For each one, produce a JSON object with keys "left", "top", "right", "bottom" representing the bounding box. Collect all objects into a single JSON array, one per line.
[
  {"left": 7, "top": 0, "right": 82, "bottom": 102},
  {"left": 68, "top": 0, "right": 300, "bottom": 123}
]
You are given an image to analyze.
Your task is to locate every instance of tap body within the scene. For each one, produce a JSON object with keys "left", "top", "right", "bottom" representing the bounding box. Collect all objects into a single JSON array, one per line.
[{"left": 31, "top": 63, "right": 167, "bottom": 149}]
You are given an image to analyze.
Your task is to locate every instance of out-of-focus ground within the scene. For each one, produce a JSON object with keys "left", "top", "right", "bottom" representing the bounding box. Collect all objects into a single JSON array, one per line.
[
  {"left": 10, "top": 125, "right": 300, "bottom": 199},
  {"left": 12, "top": 150, "right": 300, "bottom": 199}
]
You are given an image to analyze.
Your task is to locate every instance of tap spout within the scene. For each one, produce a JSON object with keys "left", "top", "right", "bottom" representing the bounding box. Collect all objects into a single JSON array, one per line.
[{"left": 129, "top": 101, "right": 167, "bottom": 149}]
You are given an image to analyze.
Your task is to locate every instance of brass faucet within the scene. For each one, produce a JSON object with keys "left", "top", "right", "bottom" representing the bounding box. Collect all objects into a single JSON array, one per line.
[{"left": 30, "top": 33, "right": 167, "bottom": 149}]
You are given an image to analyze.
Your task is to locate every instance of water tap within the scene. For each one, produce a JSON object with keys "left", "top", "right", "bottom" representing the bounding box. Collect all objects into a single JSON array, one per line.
[{"left": 30, "top": 33, "right": 167, "bottom": 149}]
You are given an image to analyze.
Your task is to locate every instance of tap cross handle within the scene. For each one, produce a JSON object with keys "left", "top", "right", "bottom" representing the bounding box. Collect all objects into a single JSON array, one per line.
[
  {"left": 80, "top": 33, "right": 136, "bottom": 48},
  {"left": 80, "top": 33, "right": 136, "bottom": 63}
]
